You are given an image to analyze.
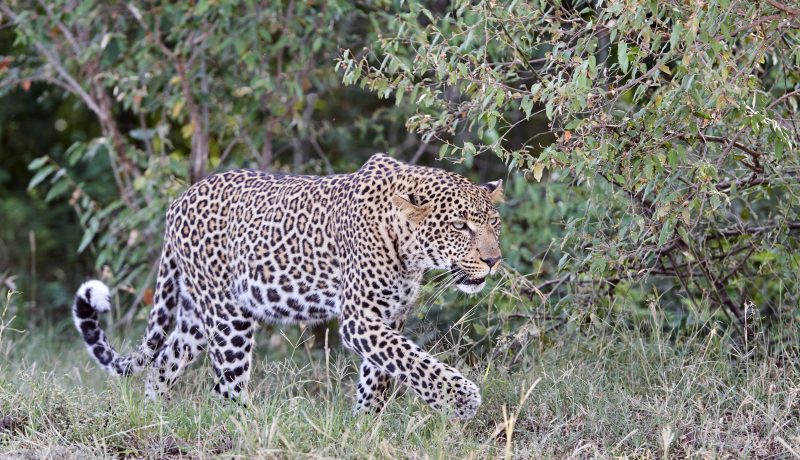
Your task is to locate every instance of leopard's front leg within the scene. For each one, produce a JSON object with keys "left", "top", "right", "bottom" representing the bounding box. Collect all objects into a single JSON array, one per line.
[
  {"left": 342, "top": 313, "right": 481, "bottom": 420},
  {"left": 354, "top": 316, "right": 407, "bottom": 414},
  {"left": 355, "top": 361, "right": 392, "bottom": 413}
]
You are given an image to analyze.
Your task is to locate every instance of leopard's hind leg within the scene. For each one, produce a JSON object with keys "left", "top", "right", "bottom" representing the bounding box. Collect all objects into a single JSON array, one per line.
[
  {"left": 145, "top": 285, "right": 207, "bottom": 399},
  {"left": 197, "top": 291, "right": 255, "bottom": 404}
]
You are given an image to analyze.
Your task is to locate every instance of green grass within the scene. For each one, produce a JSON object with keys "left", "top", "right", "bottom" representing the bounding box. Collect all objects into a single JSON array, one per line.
[{"left": 0, "top": 292, "right": 798, "bottom": 458}]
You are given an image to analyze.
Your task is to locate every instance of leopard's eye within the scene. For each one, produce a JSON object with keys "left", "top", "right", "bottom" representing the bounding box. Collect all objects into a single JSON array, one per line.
[
  {"left": 452, "top": 221, "right": 468, "bottom": 231},
  {"left": 489, "top": 216, "right": 500, "bottom": 226}
]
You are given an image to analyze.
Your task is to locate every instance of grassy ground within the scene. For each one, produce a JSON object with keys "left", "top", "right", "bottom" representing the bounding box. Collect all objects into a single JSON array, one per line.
[{"left": 0, "top": 294, "right": 798, "bottom": 458}]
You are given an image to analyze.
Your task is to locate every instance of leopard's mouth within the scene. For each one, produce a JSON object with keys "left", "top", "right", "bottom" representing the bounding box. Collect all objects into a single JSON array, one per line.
[
  {"left": 451, "top": 267, "right": 486, "bottom": 286},
  {"left": 458, "top": 275, "right": 486, "bottom": 285},
  {"left": 452, "top": 269, "right": 487, "bottom": 294}
]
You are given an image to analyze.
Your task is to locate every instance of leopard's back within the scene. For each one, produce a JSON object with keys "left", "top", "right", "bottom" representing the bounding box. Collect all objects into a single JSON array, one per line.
[{"left": 166, "top": 169, "right": 349, "bottom": 324}]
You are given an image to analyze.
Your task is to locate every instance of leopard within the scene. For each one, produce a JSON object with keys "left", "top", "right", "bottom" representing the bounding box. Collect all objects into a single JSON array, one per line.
[{"left": 72, "top": 153, "right": 503, "bottom": 420}]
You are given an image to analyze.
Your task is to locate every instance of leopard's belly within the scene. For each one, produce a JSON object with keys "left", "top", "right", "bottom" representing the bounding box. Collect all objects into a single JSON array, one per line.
[
  {"left": 210, "top": 173, "right": 345, "bottom": 325},
  {"left": 234, "top": 266, "right": 343, "bottom": 325}
]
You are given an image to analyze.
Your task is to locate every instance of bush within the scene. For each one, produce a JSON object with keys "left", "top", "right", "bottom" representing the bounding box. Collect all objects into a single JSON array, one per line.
[{"left": 340, "top": 0, "right": 800, "bottom": 350}]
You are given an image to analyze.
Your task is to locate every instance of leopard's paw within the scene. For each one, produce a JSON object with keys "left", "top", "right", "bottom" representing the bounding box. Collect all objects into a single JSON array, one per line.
[{"left": 447, "top": 374, "right": 481, "bottom": 421}]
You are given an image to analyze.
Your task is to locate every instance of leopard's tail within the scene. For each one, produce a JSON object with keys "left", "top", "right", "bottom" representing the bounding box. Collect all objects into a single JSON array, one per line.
[{"left": 73, "top": 244, "right": 180, "bottom": 375}]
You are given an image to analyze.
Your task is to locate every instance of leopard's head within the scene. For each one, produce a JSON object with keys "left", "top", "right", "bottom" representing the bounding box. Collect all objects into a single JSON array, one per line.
[{"left": 392, "top": 171, "right": 504, "bottom": 294}]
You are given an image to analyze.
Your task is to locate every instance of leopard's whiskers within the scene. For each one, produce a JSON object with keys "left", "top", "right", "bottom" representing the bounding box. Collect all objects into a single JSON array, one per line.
[{"left": 420, "top": 272, "right": 458, "bottom": 315}]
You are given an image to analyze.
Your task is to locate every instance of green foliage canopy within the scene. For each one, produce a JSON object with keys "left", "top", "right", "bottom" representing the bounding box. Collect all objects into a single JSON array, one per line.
[
  {"left": 1, "top": 0, "right": 799, "bottom": 352},
  {"left": 0, "top": 0, "right": 413, "bottom": 303},
  {"left": 340, "top": 0, "right": 800, "bottom": 345}
]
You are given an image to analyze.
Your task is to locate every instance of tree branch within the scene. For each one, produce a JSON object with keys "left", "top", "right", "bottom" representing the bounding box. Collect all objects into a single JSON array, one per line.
[
  {"left": 764, "top": 0, "right": 800, "bottom": 16},
  {"left": 0, "top": 3, "right": 104, "bottom": 116},
  {"left": 768, "top": 87, "right": 800, "bottom": 110},
  {"left": 671, "top": 131, "right": 765, "bottom": 172}
]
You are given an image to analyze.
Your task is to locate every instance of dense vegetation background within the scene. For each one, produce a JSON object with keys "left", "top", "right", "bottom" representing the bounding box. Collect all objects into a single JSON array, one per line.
[{"left": 0, "top": 0, "right": 798, "bottom": 457}]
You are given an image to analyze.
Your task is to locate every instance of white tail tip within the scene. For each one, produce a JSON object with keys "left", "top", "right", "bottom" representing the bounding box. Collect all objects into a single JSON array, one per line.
[{"left": 77, "top": 280, "right": 112, "bottom": 313}]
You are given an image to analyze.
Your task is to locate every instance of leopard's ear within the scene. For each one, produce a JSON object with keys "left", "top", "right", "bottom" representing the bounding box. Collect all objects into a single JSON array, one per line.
[
  {"left": 481, "top": 179, "right": 504, "bottom": 204},
  {"left": 391, "top": 193, "right": 431, "bottom": 225}
]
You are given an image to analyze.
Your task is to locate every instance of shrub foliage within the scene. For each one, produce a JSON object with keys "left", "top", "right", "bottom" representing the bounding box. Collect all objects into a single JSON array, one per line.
[{"left": 340, "top": 0, "right": 800, "bottom": 349}]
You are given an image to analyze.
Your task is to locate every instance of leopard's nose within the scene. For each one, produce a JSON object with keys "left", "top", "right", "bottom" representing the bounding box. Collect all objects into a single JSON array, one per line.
[{"left": 482, "top": 256, "right": 502, "bottom": 269}]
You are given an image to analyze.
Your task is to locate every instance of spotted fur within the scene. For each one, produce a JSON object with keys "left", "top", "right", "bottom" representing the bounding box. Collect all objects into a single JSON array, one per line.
[{"left": 72, "top": 154, "right": 503, "bottom": 420}]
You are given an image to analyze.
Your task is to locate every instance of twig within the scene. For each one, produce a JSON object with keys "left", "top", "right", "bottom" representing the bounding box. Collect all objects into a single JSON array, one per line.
[
  {"left": 711, "top": 221, "right": 800, "bottom": 238},
  {"left": 764, "top": 0, "right": 800, "bottom": 16},
  {"left": 309, "top": 137, "right": 335, "bottom": 175},
  {"left": 767, "top": 87, "right": 800, "bottom": 110},
  {"left": 599, "top": 172, "right": 655, "bottom": 218},
  {"left": 715, "top": 175, "right": 768, "bottom": 191}
]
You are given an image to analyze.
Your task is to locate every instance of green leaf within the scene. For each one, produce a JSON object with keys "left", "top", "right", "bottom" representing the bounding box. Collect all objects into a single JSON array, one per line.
[
  {"left": 545, "top": 100, "right": 554, "bottom": 120},
  {"left": 670, "top": 22, "right": 684, "bottom": 49},
  {"left": 28, "top": 165, "right": 55, "bottom": 190},
  {"left": 77, "top": 220, "right": 99, "bottom": 254},
  {"left": 28, "top": 156, "right": 48, "bottom": 171},
  {"left": 529, "top": 83, "right": 542, "bottom": 97},
  {"left": 657, "top": 218, "right": 675, "bottom": 247},
  {"left": 486, "top": 111, "right": 498, "bottom": 131},
  {"left": 494, "top": 90, "right": 505, "bottom": 107},
  {"left": 558, "top": 253, "right": 570, "bottom": 270},
  {"left": 774, "top": 138, "right": 784, "bottom": 161},
  {"left": 532, "top": 162, "right": 545, "bottom": 182},
  {"left": 45, "top": 179, "right": 71, "bottom": 202},
  {"left": 590, "top": 256, "right": 607, "bottom": 275},
  {"left": 667, "top": 149, "right": 679, "bottom": 168},
  {"left": 130, "top": 128, "right": 157, "bottom": 141},
  {"left": 438, "top": 143, "right": 449, "bottom": 159},
  {"left": 618, "top": 41, "right": 629, "bottom": 73},
  {"left": 395, "top": 80, "right": 409, "bottom": 106},
  {"left": 133, "top": 176, "right": 147, "bottom": 191},
  {"left": 463, "top": 142, "right": 476, "bottom": 157},
  {"left": 181, "top": 122, "right": 195, "bottom": 139},
  {"left": 521, "top": 96, "right": 533, "bottom": 119}
]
